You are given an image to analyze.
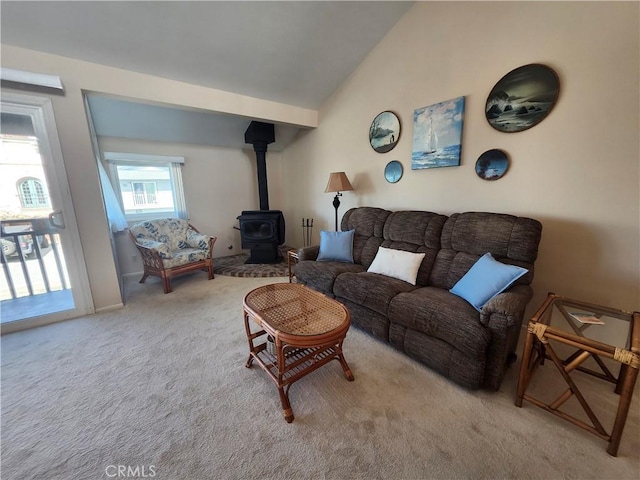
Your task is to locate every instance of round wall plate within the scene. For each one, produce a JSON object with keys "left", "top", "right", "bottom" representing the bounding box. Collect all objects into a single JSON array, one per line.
[
  {"left": 369, "top": 111, "right": 401, "bottom": 153},
  {"left": 475, "top": 149, "right": 509, "bottom": 180},
  {"left": 485, "top": 63, "right": 559, "bottom": 133},
  {"left": 384, "top": 160, "right": 403, "bottom": 183}
]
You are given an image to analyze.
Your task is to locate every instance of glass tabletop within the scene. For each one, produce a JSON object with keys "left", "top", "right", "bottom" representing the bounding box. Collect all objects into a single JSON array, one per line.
[{"left": 535, "top": 294, "right": 635, "bottom": 351}]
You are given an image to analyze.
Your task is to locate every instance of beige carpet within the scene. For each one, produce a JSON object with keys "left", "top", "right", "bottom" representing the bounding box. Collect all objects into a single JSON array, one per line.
[{"left": 1, "top": 273, "right": 639, "bottom": 480}]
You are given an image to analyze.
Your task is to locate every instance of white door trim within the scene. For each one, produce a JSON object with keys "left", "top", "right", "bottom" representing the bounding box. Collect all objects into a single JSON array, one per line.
[{"left": 1, "top": 92, "right": 94, "bottom": 332}]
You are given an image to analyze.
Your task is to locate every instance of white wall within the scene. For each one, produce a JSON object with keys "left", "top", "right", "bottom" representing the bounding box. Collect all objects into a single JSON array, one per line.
[
  {"left": 0, "top": 45, "right": 315, "bottom": 310},
  {"left": 281, "top": 2, "right": 640, "bottom": 313},
  {"left": 97, "top": 136, "right": 286, "bottom": 276}
]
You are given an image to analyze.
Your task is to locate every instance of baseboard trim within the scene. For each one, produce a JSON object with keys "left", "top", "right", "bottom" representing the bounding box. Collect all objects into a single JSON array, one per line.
[
  {"left": 122, "top": 272, "right": 144, "bottom": 279},
  {"left": 95, "top": 303, "right": 124, "bottom": 314}
]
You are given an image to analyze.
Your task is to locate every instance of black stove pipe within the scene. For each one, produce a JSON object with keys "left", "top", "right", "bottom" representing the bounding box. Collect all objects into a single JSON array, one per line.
[
  {"left": 254, "top": 144, "right": 269, "bottom": 211},
  {"left": 244, "top": 121, "right": 275, "bottom": 211}
]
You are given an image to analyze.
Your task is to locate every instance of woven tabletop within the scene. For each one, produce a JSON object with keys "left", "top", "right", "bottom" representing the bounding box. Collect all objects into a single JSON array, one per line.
[{"left": 244, "top": 283, "right": 348, "bottom": 336}]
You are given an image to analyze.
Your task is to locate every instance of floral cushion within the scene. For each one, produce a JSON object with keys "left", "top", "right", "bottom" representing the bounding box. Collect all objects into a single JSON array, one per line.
[
  {"left": 129, "top": 218, "right": 213, "bottom": 266},
  {"left": 135, "top": 238, "right": 172, "bottom": 259},
  {"left": 186, "top": 229, "right": 210, "bottom": 250},
  {"left": 161, "top": 248, "right": 209, "bottom": 268}
]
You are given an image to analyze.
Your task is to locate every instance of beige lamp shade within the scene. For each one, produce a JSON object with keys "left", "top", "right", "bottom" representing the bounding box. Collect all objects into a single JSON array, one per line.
[{"left": 324, "top": 172, "right": 354, "bottom": 193}]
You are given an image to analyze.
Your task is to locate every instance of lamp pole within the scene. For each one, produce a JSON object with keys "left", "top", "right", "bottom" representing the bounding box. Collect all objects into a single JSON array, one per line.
[{"left": 332, "top": 192, "right": 342, "bottom": 231}]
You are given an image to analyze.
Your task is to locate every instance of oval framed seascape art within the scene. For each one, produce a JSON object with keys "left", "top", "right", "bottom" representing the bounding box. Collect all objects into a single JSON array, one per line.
[
  {"left": 384, "top": 160, "right": 403, "bottom": 183},
  {"left": 485, "top": 63, "right": 560, "bottom": 133},
  {"left": 475, "top": 149, "right": 509, "bottom": 181},
  {"left": 369, "top": 111, "right": 401, "bottom": 153}
]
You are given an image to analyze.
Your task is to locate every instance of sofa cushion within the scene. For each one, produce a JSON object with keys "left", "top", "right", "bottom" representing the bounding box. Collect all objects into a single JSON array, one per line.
[
  {"left": 130, "top": 218, "right": 191, "bottom": 251},
  {"left": 380, "top": 210, "right": 447, "bottom": 287},
  {"left": 388, "top": 287, "right": 491, "bottom": 358},
  {"left": 295, "top": 260, "right": 365, "bottom": 295},
  {"left": 341, "top": 207, "right": 391, "bottom": 267},
  {"left": 162, "top": 248, "right": 209, "bottom": 268},
  {"left": 429, "top": 212, "right": 542, "bottom": 289},
  {"left": 135, "top": 238, "right": 172, "bottom": 259},
  {"left": 367, "top": 247, "right": 425, "bottom": 285},
  {"left": 339, "top": 299, "right": 391, "bottom": 341},
  {"left": 317, "top": 229, "right": 355, "bottom": 263},
  {"left": 186, "top": 229, "right": 212, "bottom": 251},
  {"left": 382, "top": 210, "right": 447, "bottom": 249},
  {"left": 389, "top": 323, "right": 486, "bottom": 389},
  {"left": 334, "top": 271, "right": 417, "bottom": 317},
  {"left": 450, "top": 252, "right": 528, "bottom": 311}
]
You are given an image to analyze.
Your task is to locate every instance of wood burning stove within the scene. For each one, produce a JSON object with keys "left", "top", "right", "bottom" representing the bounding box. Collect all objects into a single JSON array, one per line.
[
  {"left": 237, "top": 210, "right": 285, "bottom": 264},
  {"left": 238, "top": 121, "right": 285, "bottom": 264}
]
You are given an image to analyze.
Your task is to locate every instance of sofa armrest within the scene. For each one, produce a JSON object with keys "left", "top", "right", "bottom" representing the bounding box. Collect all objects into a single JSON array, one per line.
[
  {"left": 135, "top": 238, "right": 172, "bottom": 259},
  {"left": 130, "top": 239, "right": 166, "bottom": 271},
  {"left": 479, "top": 284, "right": 533, "bottom": 328},
  {"left": 480, "top": 284, "right": 533, "bottom": 389},
  {"left": 298, "top": 245, "right": 320, "bottom": 261},
  {"left": 186, "top": 229, "right": 213, "bottom": 250}
]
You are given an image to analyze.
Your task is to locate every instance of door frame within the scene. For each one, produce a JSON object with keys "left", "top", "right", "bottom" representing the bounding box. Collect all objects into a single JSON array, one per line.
[{"left": 1, "top": 92, "right": 94, "bottom": 333}]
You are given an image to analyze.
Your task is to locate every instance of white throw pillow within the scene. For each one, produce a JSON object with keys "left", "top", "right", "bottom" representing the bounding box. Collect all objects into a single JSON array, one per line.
[{"left": 367, "top": 247, "right": 426, "bottom": 285}]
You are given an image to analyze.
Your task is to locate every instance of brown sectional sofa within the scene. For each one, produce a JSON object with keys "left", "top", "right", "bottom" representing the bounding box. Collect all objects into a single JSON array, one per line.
[{"left": 294, "top": 207, "right": 543, "bottom": 390}]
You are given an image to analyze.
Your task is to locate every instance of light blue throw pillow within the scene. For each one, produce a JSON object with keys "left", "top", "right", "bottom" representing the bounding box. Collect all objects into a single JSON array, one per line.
[
  {"left": 450, "top": 252, "right": 528, "bottom": 311},
  {"left": 316, "top": 229, "right": 355, "bottom": 263}
]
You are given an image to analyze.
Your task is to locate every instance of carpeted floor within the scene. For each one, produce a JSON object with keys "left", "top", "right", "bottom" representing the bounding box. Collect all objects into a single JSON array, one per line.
[{"left": 1, "top": 274, "right": 639, "bottom": 480}]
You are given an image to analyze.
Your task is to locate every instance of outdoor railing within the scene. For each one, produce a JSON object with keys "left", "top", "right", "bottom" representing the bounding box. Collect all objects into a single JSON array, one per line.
[
  {"left": 0, "top": 218, "right": 68, "bottom": 300},
  {"left": 133, "top": 192, "right": 157, "bottom": 206}
]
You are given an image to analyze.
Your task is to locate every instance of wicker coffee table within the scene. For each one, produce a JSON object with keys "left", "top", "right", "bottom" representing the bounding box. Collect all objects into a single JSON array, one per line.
[{"left": 243, "top": 283, "right": 354, "bottom": 422}]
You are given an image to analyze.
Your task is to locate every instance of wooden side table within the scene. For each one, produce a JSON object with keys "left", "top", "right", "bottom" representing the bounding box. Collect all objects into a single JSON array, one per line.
[
  {"left": 515, "top": 293, "right": 639, "bottom": 456},
  {"left": 286, "top": 249, "right": 299, "bottom": 283}
]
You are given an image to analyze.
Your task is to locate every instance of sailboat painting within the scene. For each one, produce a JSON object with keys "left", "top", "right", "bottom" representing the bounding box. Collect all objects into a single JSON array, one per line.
[{"left": 412, "top": 96, "right": 465, "bottom": 170}]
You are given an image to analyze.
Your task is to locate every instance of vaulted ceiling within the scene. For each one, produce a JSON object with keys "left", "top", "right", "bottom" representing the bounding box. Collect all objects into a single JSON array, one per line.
[{"left": 1, "top": 1, "right": 413, "bottom": 149}]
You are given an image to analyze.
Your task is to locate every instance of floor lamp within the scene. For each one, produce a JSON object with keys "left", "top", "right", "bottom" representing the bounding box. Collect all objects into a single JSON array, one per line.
[{"left": 324, "top": 172, "right": 354, "bottom": 231}]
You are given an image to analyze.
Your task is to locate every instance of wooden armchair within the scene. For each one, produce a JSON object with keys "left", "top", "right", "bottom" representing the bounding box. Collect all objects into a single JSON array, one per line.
[{"left": 128, "top": 218, "right": 217, "bottom": 293}]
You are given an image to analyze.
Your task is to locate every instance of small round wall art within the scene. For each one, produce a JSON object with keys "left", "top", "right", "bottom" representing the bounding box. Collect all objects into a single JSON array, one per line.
[
  {"left": 384, "top": 160, "right": 403, "bottom": 183},
  {"left": 485, "top": 63, "right": 560, "bottom": 133},
  {"left": 475, "top": 149, "right": 509, "bottom": 181},
  {"left": 369, "top": 111, "right": 400, "bottom": 153}
]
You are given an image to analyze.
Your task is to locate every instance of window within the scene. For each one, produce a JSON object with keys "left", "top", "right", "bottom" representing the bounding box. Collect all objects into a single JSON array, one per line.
[
  {"left": 18, "top": 177, "right": 50, "bottom": 208},
  {"left": 104, "top": 152, "right": 187, "bottom": 222}
]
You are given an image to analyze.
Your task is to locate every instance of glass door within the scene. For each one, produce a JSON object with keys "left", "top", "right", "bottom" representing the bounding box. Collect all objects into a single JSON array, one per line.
[{"left": 0, "top": 93, "right": 92, "bottom": 332}]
